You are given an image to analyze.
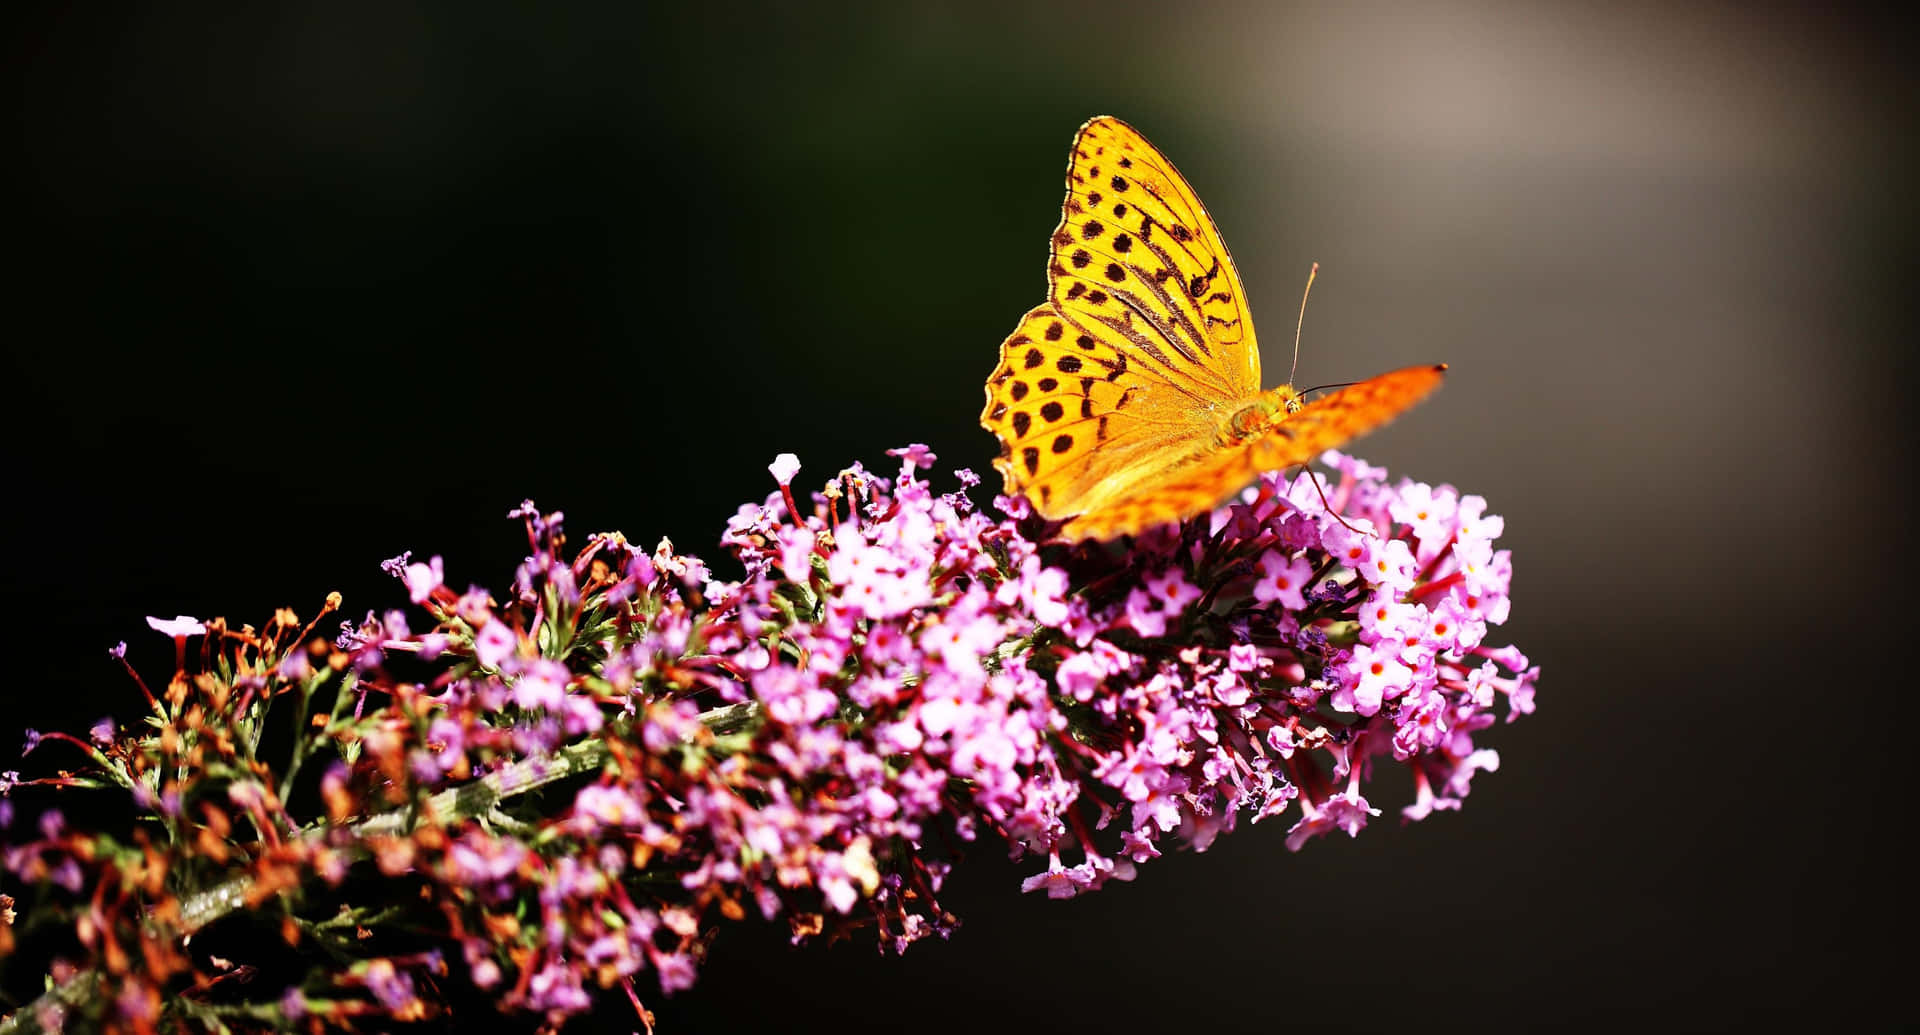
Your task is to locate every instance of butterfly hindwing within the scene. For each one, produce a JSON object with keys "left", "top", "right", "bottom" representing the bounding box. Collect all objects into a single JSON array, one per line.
[{"left": 983, "top": 302, "right": 1210, "bottom": 518}]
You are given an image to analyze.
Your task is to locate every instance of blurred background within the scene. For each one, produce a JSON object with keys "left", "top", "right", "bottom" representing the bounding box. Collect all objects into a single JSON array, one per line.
[{"left": 6, "top": 2, "right": 1910, "bottom": 1030}]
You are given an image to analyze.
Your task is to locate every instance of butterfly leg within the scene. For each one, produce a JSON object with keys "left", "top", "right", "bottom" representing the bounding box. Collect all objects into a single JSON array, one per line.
[{"left": 1297, "top": 463, "right": 1367, "bottom": 536}]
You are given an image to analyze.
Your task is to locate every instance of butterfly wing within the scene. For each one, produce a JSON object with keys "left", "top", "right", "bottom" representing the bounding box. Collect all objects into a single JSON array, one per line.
[
  {"left": 1251, "top": 364, "right": 1449, "bottom": 472},
  {"left": 1055, "top": 364, "right": 1449, "bottom": 540},
  {"left": 981, "top": 117, "right": 1446, "bottom": 542},
  {"left": 981, "top": 116, "right": 1263, "bottom": 524},
  {"left": 1048, "top": 116, "right": 1262, "bottom": 400}
]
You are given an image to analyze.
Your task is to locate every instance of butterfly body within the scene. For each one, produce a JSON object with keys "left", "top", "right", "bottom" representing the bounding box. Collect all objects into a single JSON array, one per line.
[{"left": 982, "top": 117, "right": 1445, "bottom": 541}]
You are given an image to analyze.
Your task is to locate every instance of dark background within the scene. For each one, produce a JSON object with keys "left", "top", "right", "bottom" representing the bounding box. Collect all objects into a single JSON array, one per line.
[{"left": 6, "top": 3, "right": 1911, "bottom": 1031}]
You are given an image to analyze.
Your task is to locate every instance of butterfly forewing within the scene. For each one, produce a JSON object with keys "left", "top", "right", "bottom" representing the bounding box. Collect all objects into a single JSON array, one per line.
[
  {"left": 1050, "top": 117, "right": 1261, "bottom": 401},
  {"left": 1253, "top": 365, "right": 1449, "bottom": 471}
]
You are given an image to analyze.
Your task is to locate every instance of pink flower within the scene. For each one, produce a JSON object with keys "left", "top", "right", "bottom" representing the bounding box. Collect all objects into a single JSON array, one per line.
[
  {"left": 886, "top": 443, "right": 937, "bottom": 475},
  {"left": 1123, "top": 586, "right": 1168, "bottom": 637},
  {"left": 1252, "top": 550, "right": 1312, "bottom": 609},
  {"left": 768, "top": 452, "right": 802, "bottom": 485},
  {"left": 1319, "top": 519, "right": 1378, "bottom": 572},
  {"left": 752, "top": 664, "right": 838, "bottom": 725},
  {"left": 1010, "top": 553, "right": 1069, "bottom": 626},
  {"left": 1453, "top": 494, "right": 1505, "bottom": 546},
  {"left": 145, "top": 614, "right": 205, "bottom": 637},
  {"left": 778, "top": 526, "right": 817, "bottom": 584},
  {"left": 1144, "top": 567, "right": 1203, "bottom": 615},
  {"left": 1389, "top": 480, "right": 1459, "bottom": 559},
  {"left": 572, "top": 785, "right": 648, "bottom": 831},
  {"left": 1055, "top": 641, "right": 1132, "bottom": 702},
  {"left": 1358, "top": 537, "right": 1418, "bottom": 593},
  {"left": 402, "top": 555, "right": 444, "bottom": 604},
  {"left": 511, "top": 659, "right": 570, "bottom": 712},
  {"left": 1285, "top": 788, "right": 1380, "bottom": 851},
  {"left": 474, "top": 619, "right": 517, "bottom": 667},
  {"left": 1340, "top": 639, "right": 1414, "bottom": 716}
]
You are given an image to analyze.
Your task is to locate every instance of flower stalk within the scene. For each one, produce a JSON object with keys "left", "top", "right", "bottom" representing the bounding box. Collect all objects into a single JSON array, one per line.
[{"left": 0, "top": 446, "right": 1537, "bottom": 1032}]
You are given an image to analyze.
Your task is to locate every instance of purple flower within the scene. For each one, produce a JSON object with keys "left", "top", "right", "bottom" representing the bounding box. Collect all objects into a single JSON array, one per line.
[
  {"left": 362, "top": 959, "right": 418, "bottom": 1013},
  {"left": 50, "top": 858, "right": 83, "bottom": 893},
  {"left": 653, "top": 952, "right": 698, "bottom": 995}
]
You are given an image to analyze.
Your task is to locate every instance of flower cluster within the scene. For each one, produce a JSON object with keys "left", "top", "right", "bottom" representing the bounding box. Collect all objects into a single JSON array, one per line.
[{"left": 0, "top": 446, "right": 1536, "bottom": 1033}]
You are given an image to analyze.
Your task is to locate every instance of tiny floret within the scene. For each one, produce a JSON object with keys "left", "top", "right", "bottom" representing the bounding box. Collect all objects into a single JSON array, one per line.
[{"left": 145, "top": 614, "right": 206, "bottom": 637}]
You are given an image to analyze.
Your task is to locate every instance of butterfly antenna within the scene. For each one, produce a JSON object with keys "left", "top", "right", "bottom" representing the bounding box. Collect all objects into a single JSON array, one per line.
[
  {"left": 1299, "top": 379, "right": 1358, "bottom": 397},
  {"left": 1288, "top": 262, "right": 1318, "bottom": 388}
]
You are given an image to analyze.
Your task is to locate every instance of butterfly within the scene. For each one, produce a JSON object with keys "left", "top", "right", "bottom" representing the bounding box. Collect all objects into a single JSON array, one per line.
[{"left": 980, "top": 116, "right": 1447, "bottom": 541}]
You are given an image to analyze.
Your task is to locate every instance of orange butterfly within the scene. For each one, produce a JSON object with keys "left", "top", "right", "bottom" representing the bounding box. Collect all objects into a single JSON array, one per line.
[{"left": 981, "top": 116, "right": 1446, "bottom": 541}]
